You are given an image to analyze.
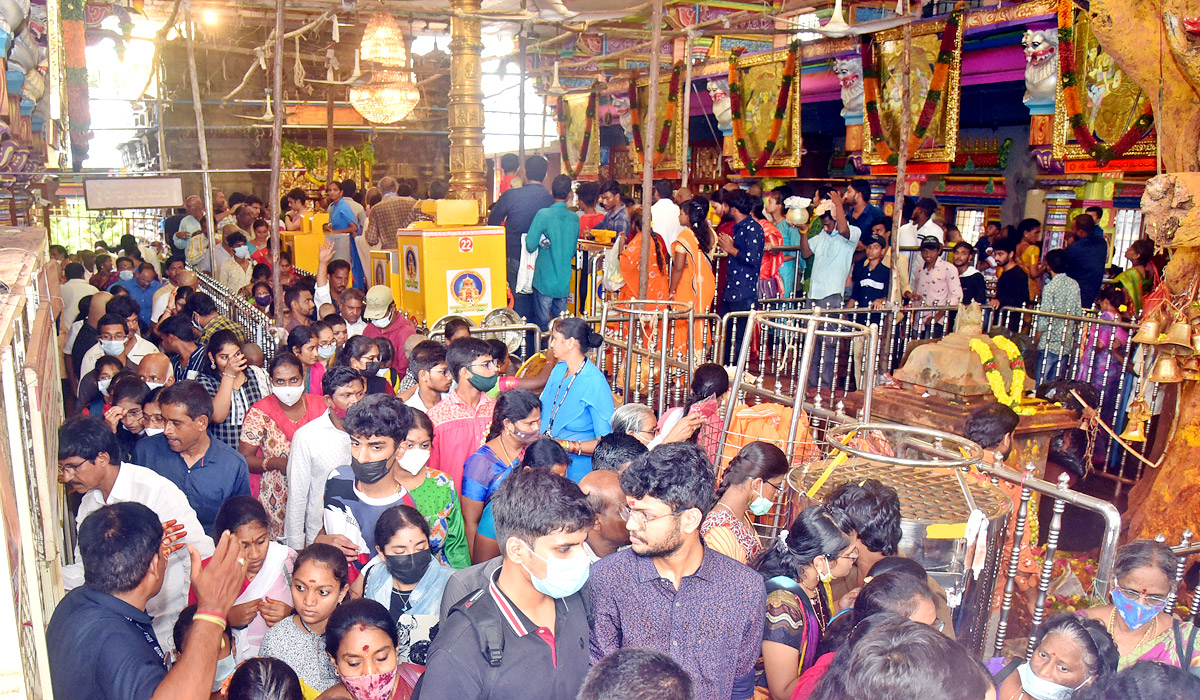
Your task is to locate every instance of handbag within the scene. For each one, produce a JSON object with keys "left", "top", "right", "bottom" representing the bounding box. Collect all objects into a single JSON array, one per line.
[{"left": 516, "top": 233, "right": 538, "bottom": 295}]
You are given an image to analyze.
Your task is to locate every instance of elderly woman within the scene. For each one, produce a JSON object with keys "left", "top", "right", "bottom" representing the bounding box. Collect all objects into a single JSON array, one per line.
[
  {"left": 990, "top": 613, "right": 1118, "bottom": 700},
  {"left": 1082, "top": 539, "right": 1200, "bottom": 670}
]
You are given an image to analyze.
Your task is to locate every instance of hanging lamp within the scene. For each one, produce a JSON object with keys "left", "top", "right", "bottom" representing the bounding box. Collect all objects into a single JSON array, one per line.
[{"left": 350, "top": 11, "right": 420, "bottom": 123}]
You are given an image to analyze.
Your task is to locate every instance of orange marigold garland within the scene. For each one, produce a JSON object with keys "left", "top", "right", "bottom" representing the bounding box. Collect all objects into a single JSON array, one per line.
[
  {"left": 1056, "top": 0, "right": 1154, "bottom": 165},
  {"left": 728, "top": 39, "right": 800, "bottom": 175},
  {"left": 861, "top": 4, "right": 964, "bottom": 166},
  {"left": 628, "top": 61, "right": 684, "bottom": 169},
  {"left": 556, "top": 86, "right": 598, "bottom": 178}
]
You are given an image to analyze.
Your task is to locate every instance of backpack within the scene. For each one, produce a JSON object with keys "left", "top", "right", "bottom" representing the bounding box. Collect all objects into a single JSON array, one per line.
[{"left": 412, "top": 585, "right": 592, "bottom": 699}]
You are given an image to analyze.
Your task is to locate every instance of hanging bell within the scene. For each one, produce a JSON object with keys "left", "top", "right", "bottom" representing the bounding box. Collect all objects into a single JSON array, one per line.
[
  {"left": 1183, "top": 356, "right": 1200, "bottom": 381},
  {"left": 1127, "top": 396, "right": 1152, "bottom": 423},
  {"left": 1156, "top": 321, "right": 1195, "bottom": 356},
  {"left": 1132, "top": 318, "right": 1162, "bottom": 345},
  {"left": 1149, "top": 355, "right": 1183, "bottom": 383},
  {"left": 1118, "top": 418, "right": 1148, "bottom": 443}
]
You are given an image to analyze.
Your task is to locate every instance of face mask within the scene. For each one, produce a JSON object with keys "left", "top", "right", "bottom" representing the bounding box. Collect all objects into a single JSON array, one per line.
[
  {"left": 330, "top": 403, "right": 350, "bottom": 420},
  {"left": 350, "top": 455, "right": 392, "bottom": 484},
  {"left": 749, "top": 484, "right": 774, "bottom": 517},
  {"left": 145, "top": 381, "right": 164, "bottom": 391},
  {"left": 213, "top": 651, "right": 237, "bottom": 693},
  {"left": 144, "top": 427, "right": 164, "bottom": 437},
  {"left": 273, "top": 386, "right": 304, "bottom": 406},
  {"left": 341, "top": 667, "right": 398, "bottom": 700},
  {"left": 97, "top": 378, "right": 112, "bottom": 396},
  {"left": 384, "top": 549, "right": 432, "bottom": 585},
  {"left": 467, "top": 369, "right": 498, "bottom": 393},
  {"left": 318, "top": 345, "right": 336, "bottom": 360},
  {"left": 1111, "top": 587, "right": 1165, "bottom": 631},
  {"left": 101, "top": 339, "right": 126, "bottom": 356},
  {"left": 1016, "top": 660, "right": 1088, "bottom": 700},
  {"left": 255, "top": 294, "right": 272, "bottom": 308},
  {"left": 511, "top": 426, "right": 539, "bottom": 445},
  {"left": 363, "top": 361, "right": 381, "bottom": 375},
  {"left": 173, "top": 234, "right": 188, "bottom": 249},
  {"left": 522, "top": 542, "right": 590, "bottom": 599},
  {"left": 398, "top": 448, "right": 429, "bottom": 475},
  {"left": 371, "top": 316, "right": 391, "bottom": 329},
  {"left": 119, "top": 269, "right": 134, "bottom": 281}
]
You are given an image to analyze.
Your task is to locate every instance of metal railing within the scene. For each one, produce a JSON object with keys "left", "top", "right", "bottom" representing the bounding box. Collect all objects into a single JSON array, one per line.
[{"left": 193, "top": 269, "right": 281, "bottom": 358}]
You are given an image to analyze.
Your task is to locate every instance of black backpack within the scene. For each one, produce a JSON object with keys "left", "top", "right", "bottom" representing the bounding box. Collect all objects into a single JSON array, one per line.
[{"left": 412, "top": 585, "right": 592, "bottom": 699}]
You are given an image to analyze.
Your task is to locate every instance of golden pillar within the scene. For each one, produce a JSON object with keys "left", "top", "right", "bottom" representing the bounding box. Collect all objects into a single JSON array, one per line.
[{"left": 448, "top": 0, "right": 488, "bottom": 218}]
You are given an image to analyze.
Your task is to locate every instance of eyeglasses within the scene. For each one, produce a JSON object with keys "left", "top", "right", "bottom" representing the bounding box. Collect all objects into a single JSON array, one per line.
[
  {"left": 1114, "top": 586, "right": 1169, "bottom": 606},
  {"left": 618, "top": 505, "right": 682, "bottom": 526},
  {"left": 59, "top": 460, "right": 88, "bottom": 476},
  {"left": 837, "top": 551, "right": 860, "bottom": 563},
  {"left": 468, "top": 360, "right": 499, "bottom": 371},
  {"left": 122, "top": 408, "right": 144, "bottom": 420}
]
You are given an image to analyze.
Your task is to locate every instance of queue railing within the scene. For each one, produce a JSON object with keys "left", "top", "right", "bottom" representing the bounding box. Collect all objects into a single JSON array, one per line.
[{"left": 193, "top": 269, "right": 281, "bottom": 359}]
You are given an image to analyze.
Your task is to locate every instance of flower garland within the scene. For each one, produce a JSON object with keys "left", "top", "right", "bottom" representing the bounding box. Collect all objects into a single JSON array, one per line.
[
  {"left": 1056, "top": 0, "right": 1154, "bottom": 165},
  {"left": 861, "top": 4, "right": 964, "bottom": 166},
  {"left": 556, "top": 86, "right": 598, "bottom": 179},
  {"left": 628, "top": 62, "right": 684, "bottom": 170},
  {"left": 968, "top": 336, "right": 1034, "bottom": 415},
  {"left": 728, "top": 40, "right": 800, "bottom": 175}
]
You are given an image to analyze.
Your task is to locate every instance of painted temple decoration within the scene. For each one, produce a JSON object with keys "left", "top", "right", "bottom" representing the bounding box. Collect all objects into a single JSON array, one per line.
[
  {"left": 1020, "top": 27, "right": 1058, "bottom": 113},
  {"left": 834, "top": 56, "right": 863, "bottom": 124},
  {"left": 706, "top": 78, "right": 733, "bottom": 136}
]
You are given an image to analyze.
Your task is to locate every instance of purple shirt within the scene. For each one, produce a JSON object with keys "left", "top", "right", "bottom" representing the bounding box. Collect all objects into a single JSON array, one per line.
[{"left": 589, "top": 546, "right": 766, "bottom": 700}]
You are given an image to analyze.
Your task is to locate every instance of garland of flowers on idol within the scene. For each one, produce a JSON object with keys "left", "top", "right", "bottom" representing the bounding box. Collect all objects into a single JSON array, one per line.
[
  {"left": 556, "top": 85, "right": 598, "bottom": 179},
  {"left": 860, "top": 3, "right": 964, "bottom": 166},
  {"left": 1056, "top": 0, "right": 1154, "bottom": 165},
  {"left": 968, "top": 336, "right": 1035, "bottom": 415},
  {"left": 728, "top": 39, "right": 801, "bottom": 175},
  {"left": 628, "top": 61, "right": 684, "bottom": 169}
]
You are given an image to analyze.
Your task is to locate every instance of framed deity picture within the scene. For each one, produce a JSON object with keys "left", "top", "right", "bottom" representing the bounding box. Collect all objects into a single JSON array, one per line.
[{"left": 861, "top": 16, "right": 965, "bottom": 165}]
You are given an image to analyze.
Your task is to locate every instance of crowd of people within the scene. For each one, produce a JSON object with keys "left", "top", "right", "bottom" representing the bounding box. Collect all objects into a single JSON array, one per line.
[{"left": 43, "top": 160, "right": 1196, "bottom": 700}]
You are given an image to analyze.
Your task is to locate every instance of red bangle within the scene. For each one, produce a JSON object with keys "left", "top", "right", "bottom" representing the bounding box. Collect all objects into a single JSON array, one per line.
[{"left": 196, "top": 609, "right": 227, "bottom": 622}]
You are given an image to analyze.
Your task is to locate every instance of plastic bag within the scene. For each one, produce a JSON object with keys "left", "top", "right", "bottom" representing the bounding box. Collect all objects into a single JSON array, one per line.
[{"left": 515, "top": 233, "right": 538, "bottom": 295}]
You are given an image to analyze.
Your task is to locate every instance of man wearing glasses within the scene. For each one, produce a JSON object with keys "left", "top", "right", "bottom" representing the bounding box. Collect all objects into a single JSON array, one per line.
[
  {"left": 57, "top": 415, "right": 213, "bottom": 651},
  {"left": 589, "top": 443, "right": 766, "bottom": 700},
  {"left": 428, "top": 337, "right": 497, "bottom": 492}
]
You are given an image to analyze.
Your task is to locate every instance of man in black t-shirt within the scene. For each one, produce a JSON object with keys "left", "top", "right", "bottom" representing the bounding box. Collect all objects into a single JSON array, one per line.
[
  {"left": 850, "top": 235, "right": 890, "bottom": 389},
  {"left": 990, "top": 238, "right": 1030, "bottom": 331},
  {"left": 953, "top": 242, "right": 988, "bottom": 307}
]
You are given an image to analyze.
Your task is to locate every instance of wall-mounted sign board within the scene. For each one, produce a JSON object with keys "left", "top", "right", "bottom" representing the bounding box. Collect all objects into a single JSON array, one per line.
[{"left": 83, "top": 177, "right": 184, "bottom": 210}]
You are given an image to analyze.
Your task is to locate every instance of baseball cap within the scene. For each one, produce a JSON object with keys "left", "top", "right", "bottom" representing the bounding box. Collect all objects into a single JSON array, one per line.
[
  {"left": 919, "top": 235, "right": 943, "bottom": 251},
  {"left": 364, "top": 285, "right": 394, "bottom": 321},
  {"left": 861, "top": 234, "right": 883, "bottom": 248}
]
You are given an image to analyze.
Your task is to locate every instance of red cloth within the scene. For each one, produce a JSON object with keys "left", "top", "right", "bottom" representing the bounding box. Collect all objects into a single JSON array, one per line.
[
  {"left": 499, "top": 173, "right": 516, "bottom": 195},
  {"left": 364, "top": 315, "right": 417, "bottom": 374},
  {"left": 578, "top": 212, "right": 606, "bottom": 236},
  {"left": 251, "top": 247, "right": 271, "bottom": 269},
  {"left": 756, "top": 218, "right": 785, "bottom": 283},
  {"left": 791, "top": 652, "right": 836, "bottom": 700}
]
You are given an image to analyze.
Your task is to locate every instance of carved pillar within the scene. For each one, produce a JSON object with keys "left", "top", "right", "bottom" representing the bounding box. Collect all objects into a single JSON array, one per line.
[{"left": 447, "top": 0, "right": 487, "bottom": 218}]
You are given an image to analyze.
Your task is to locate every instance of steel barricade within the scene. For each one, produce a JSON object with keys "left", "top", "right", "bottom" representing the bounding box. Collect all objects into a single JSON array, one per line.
[
  {"left": 428, "top": 321, "right": 545, "bottom": 367},
  {"left": 194, "top": 269, "right": 281, "bottom": 359},
  {"left": 596, "top": 300, "right": 700, "bottom": 417}
]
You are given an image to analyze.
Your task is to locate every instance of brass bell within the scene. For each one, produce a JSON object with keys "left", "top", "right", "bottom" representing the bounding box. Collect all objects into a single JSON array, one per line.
[
  {"left": 1118, "top": 419, "right": 1148, "bottom": 443},
  {"left": 1183, "top": 356, "right": 1200, "bottom": 381},
  {"left": 1156, "top": 321, "right": 1195, "bottom": 356},
  {"left": 1149, "top": 355, "right": 1183, "bottom": 383},
  {"left": 1128, "top": 396, "right": 1152, "bottom": 422},
  {"left": 1132, "top": 318, "right": 1162, "bottom": 345}
]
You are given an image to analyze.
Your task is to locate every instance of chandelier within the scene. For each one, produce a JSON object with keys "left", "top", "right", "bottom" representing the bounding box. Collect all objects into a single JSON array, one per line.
[{"left": 350, "top": 12, "right": 420, "bottom": 124}]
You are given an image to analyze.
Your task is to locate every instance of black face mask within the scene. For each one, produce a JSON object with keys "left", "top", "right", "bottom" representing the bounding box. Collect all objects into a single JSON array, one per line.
[
  {"left": 363, "top": 360, "right": 381, "bottom": 375},
  {"left": 384, "top": 549, "right": 432, "bottom": 585},
  {"left": 350, "top": 455, "right": 391, "bottom": 484}
]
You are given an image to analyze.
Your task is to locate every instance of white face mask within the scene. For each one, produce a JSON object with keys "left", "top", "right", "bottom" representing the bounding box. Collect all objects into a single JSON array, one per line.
[
  {"left": 145, "top": 381, "right": 164, "bottom": 391},
  {"left": 272, "top": 386, "right": 305, "bottom": 406},
  {"left": 371, "top": 316, "right": 391, "bottom": 329},
  {"left": 144, "top": 427, "right": 165, "bottom": 437},
  {"left": 398, "top": 448, "right": 430, "bottom": 475},
  {"left": 97, "top": 378, "right": 112, "bottom": 396},
  {"left": 1017, "top": 660, "right": 1089, "bottom": 700}
]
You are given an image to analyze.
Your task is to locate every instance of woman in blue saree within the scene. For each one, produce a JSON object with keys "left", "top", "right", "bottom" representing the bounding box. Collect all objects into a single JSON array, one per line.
[{"left": 540, "top": 317, "right": 615, "bottom": 482}]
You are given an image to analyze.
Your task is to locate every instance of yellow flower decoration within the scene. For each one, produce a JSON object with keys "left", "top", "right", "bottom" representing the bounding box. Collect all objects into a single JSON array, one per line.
[{"left": 969, "top": 337, "right": 1034, "bottom": 414}]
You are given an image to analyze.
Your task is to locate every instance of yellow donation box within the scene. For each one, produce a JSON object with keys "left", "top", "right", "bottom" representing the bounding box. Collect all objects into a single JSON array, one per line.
[{"left": 395, "top": 225, "right": 507, "bottom": 325}]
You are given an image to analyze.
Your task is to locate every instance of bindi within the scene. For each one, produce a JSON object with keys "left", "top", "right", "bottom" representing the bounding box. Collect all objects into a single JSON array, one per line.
[{"left": 363, "top": 645, "right": 369, "bottom": 651}]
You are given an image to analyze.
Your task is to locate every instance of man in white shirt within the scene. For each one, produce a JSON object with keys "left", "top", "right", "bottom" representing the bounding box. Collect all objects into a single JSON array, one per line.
[
  {"left": 151, "top": 257, "right": 187, "bottom": 324},
  {"left": 896, "top": 197, "right": 943, "bottom": 286},
  {"left": 400, "top": 340, "right": 452, "bottom": 413},
  {"left": 78, "top": 298, "right": 160, "bottom": 379},
  {"left": 180, "top": 195, "right": 210, "bottom": 273},
  {"left": 341, "top": 288, "right": 367, "bottom": 337},
  {"left": 57, "top": 416, "right": 213, "bottom": 651},
  {"left": 284, "top": 366, "right": 366, "bottom": 548},
  {"left": 60, "top": 262, "right": 98, "bottom": 330},
  {"left": 649, "top": 179, "right": 682, "bottom": 248}
]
